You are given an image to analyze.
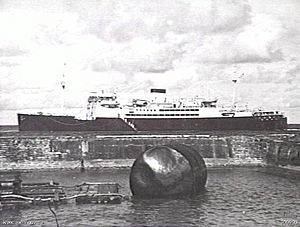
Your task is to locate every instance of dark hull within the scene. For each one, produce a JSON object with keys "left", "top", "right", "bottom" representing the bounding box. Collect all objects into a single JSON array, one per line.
[
  {"left": 18, "top": 113, "right": 287, "bottom": 132},
  {"left": 127, "top": 116, "right": 287, "bottom": 131},
  {"left": 18, "top": 114, "right": 134, "bottom": 132}
]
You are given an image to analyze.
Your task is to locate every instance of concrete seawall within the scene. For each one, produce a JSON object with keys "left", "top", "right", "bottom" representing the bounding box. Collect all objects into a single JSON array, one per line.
[{"left": 0, "top": 132, "right": 299, "bottom": 172}]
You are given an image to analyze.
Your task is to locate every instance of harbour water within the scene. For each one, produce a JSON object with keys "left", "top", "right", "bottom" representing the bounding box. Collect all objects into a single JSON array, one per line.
[
  {"left": 0, "top": 127, "right": 299, "bottom": 226},
  {"left": 0, "top": 168, "right": 299, "bottom": 227}
]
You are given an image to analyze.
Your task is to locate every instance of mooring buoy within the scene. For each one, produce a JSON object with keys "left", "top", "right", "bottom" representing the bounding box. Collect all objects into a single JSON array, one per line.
[{"left": 130, "top": 144, "right": 207, "bottom": 198}]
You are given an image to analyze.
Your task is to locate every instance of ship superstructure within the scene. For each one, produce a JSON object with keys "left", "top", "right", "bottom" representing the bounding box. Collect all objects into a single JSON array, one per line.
[{"left": 18, "top": 88, "right": 287, "bottom": 131}]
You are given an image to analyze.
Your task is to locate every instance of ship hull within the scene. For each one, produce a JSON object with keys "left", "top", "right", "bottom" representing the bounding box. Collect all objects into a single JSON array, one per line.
[
  {"left": 18, "top": 113, "right": 287, "bottom": 132},
  {"left": 126, "top": 116, "right": 287, "bottom": 131},
  {"left": 18, "top": 114, "right": 134, "bottom": 132}
]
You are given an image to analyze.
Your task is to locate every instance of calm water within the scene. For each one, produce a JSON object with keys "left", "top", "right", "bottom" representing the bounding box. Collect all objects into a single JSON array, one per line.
[{"left": 0, "top": 168, "right": 299, "bottom": 227}]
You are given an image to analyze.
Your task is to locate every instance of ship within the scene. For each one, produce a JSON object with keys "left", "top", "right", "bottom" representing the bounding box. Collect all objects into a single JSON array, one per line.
[{"left": 18, "top": 87, "right": 287, "bottom": 132}]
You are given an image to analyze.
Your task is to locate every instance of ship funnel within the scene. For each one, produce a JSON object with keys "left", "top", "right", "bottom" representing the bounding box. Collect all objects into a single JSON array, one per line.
[
  {"left": 150, "top": 88, "right": 166, "bottom": 94},
  {"left": 150, "top": 88, "right": 166, "bottom": 103}
]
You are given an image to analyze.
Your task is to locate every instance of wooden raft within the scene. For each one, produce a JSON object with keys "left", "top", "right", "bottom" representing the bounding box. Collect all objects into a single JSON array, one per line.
[
  {"left": 75, "top": 182, "right": 122, "bottom": 204},
  {"left": 0, "top": 172, "right": 124, "bottom": 209}
]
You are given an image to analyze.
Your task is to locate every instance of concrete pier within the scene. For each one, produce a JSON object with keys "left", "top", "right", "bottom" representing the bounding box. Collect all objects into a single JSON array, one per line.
[{"left": 0, "top": 132, "right": 299, "bottom": 172}]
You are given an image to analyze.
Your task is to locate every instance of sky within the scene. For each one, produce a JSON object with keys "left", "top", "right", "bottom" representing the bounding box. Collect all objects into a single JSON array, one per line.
[{"left": 0, "top": 0, "right": 299, "bottom": 124}]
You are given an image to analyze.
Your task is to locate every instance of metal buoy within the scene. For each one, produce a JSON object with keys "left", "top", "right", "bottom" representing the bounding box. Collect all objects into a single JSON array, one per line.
[{"left": 130, "top": 144, "right": 207, "bottom": 198}]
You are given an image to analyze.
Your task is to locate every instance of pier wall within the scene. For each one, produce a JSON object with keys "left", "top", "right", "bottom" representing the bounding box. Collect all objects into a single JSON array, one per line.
[{"left": 0, "top": 133, "right": 299, "bottom": 171}]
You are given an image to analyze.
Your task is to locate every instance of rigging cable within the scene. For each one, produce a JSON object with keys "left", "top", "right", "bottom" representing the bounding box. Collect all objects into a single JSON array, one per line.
[{"left": 48, "top": 202, "right": 60, "bottom": 227}]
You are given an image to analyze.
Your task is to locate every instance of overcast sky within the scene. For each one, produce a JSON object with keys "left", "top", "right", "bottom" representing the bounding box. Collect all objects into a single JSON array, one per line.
[{"left": 0, "top": 0, "right": 299, "bottom": 124}]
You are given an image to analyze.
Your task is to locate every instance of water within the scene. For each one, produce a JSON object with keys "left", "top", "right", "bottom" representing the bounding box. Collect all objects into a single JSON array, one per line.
[
  {"left": 0, "top": 168, "right": 299, "bottom": 227},
  {"left": 1, "top": 127, "right": 299, "bottom": 226}
]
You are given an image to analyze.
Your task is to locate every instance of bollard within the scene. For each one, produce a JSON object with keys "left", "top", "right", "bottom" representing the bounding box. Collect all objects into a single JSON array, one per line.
[{"left": 130, "top": 144, "right": 207, "bottom": 198}]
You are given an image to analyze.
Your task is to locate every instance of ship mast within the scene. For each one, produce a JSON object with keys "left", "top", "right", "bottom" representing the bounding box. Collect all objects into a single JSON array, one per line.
[
  {"left": 231, "top": 72, "right": 244, "bottom": 108},
  {"left": 60, "top": 63, "right": 66, "bottom": 114}
]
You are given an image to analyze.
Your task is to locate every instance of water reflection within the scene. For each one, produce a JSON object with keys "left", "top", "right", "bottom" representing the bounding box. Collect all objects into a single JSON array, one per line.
[{"left": 128, "top": 194, "right": 209, "bottom": 226}]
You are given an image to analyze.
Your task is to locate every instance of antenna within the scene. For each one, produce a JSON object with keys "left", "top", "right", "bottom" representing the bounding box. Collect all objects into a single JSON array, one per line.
[{"left": 232, "top": 72, "right": 244, "bottom": 108}]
